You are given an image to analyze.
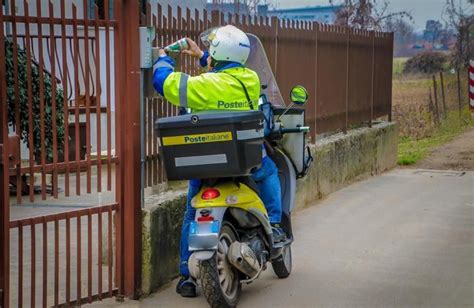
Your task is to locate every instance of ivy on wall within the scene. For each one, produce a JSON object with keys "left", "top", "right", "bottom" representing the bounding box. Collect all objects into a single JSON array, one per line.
[{"left": 5, "top": 39, "right": 65, "bottom": 162}]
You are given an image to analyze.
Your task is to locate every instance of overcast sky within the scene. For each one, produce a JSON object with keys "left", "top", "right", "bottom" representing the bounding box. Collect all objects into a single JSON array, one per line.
[{"left": 271, "top": 0, "right": 473, "bottom": 31}]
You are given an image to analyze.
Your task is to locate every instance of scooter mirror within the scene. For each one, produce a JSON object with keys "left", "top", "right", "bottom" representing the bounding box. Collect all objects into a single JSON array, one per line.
[{"left": 290, "top": 86, "right": 308, "bottom": 106}]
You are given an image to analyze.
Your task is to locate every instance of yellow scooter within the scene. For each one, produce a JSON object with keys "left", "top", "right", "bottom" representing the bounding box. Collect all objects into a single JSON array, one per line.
[
  {"left": 184, "top": 87, "right": 311, "bottom": 307},
  {"left": 156, "top": 34, "right": 312, "bottom": 307}
]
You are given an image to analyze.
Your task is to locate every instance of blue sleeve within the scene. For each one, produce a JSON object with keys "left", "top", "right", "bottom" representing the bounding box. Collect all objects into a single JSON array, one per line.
[
  {"left": 152, "top": 55, "right": 176, "bottom": 96},
  {"left": 199, "top": 50, "right": 209, "bottom": 68}
]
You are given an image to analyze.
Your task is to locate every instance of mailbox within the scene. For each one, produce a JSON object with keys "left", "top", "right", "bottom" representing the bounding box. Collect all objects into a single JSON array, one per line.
[{"left": 139, "top": 26, "right": 156, "bottom": 69}]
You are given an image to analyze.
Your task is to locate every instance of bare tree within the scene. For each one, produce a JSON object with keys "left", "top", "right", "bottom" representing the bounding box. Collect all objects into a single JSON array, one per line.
[
  {"left": 443, "top": 0, "right": 474, "bottom": 68},
  {"left": 384, "top": 17, "right": 415, "bottom": 45},
  {"left": 222, "top": 0, "right": 274, "bottom": 15},
  {"left": 438, "top": 25, "right": 455, "bottom": 47},
  {"left": 329, "top": 0, "right": 412, "bottom": 30},
  {"left": 246, "top": 0, "right": 273, "bottom": 15}
]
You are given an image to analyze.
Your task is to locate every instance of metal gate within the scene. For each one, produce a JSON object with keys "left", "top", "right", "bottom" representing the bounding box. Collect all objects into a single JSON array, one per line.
[{"left": 1, "top": 1, "right": 142, "bottom": 306}]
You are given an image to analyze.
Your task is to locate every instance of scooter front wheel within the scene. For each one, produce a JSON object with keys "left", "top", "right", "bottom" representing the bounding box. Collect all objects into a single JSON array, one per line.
[
  {"left": 200, "top": 224, "right": 241, "bottom": 308},
  {"left": 272, "top": 245, "right": 292, "bottom": 278}
]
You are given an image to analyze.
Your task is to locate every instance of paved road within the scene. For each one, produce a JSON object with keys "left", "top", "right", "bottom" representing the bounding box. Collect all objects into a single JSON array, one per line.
[{"left": 91, "top": 168, "right": 474, "bottom": 307}]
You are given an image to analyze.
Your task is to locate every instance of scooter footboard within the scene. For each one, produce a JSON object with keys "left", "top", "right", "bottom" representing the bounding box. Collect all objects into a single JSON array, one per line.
[{"left": 188, "top": 207, "right": 227, "bottom": 251}]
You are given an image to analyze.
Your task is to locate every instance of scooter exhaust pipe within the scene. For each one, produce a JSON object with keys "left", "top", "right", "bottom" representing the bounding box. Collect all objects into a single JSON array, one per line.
[{"left": 227, "top": 242, "right": 261, "bottom": 278}]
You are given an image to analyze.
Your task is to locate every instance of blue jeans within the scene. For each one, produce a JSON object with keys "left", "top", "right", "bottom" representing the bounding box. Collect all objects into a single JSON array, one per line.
[{"left": 179, "top": 157, "right": 282, "bottom": 277}]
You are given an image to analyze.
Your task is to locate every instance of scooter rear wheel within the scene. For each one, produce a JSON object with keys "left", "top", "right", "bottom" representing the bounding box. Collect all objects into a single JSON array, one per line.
[
  {"left": 201, "top": 224, "right": 241, "bottom": 308},
  {"left": 272, "top": 245, "right": 292, "bottom": 278}
]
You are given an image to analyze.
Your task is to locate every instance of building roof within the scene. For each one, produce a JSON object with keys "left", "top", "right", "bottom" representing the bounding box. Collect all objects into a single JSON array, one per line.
[
  {"left": 205, "top": 2, "right": 250, "bottom": 14},
  {"left": 267, "top": 5, "right": 343, "bottom": 14}
]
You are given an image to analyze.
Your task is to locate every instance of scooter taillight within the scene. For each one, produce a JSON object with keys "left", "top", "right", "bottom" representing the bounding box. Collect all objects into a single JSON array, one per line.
[
  {"left": 197, "top": 216, "right": 214, "bottom": 222},
  {"left": 201, "top": 188, "right": 220, "bottom": 200}
]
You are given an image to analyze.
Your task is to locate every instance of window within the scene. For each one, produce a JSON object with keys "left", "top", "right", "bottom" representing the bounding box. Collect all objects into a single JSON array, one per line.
[{"left": 88, "top": 0, "right": 113, "bottom": 20}]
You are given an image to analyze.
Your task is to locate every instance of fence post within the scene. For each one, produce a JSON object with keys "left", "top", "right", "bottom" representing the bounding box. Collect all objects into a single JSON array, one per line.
[
  {"left": 388, "top": 32, "right": 394, "bottom": 122},
  {"left": 369, "top": 31, "right": 375, "bottom": 127},
  {"left": 439, "top": 71, "right": 447, "bottom": 120},
  {"left": 0, "top": 4, "right": 10, "bottom": 306},
  {"left": 428, "top": 88, "right": 437, "bottom": 126},
  {"left": 211, "top": 9, "right": 221, "bottom": 28},
  {"left": 344, "top": 27, "right": 350, "bottom": 133},
  {"left": 470, "top": 60, "right": 474, "bottom": 111},
  {"left": 432, "top": 74, "right": 440, "bottom": 124},
  {"left": 457, "top": 68, "right": 463, "bottom": 116},
  {"left": 118, "top": 0, "right": 142, "bottom": 299},
  {"left": 467, "top": 59, "right": 474, "bottom": 112},
  {"left": 314, "top": 21, "right": 319, "bottom": 138}
]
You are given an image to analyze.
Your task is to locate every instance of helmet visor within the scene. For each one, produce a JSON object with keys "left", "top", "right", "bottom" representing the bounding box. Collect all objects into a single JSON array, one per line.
[{"left": 199, "top": 27, "right": 219, "bottom": 47}]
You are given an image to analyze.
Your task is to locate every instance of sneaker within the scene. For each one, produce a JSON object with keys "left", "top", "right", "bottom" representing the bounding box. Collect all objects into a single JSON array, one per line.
[
  {"left": 176, "top": 276, "right": 197, "bottom": 298},
  {"left": 271, "top": 224, "right": 287, "bottom": 243}
]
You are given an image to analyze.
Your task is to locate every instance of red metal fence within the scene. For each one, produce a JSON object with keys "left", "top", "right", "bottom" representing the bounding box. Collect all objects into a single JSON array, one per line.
[
  {"left": 3, "top": 1, "right": 118, "bottom": 204},
  {"left": 0, "top": 0, "right": 130, "bottom": 306},
  {"left": 8, "top": 204, "right": 118, "bottom": 307},
  {"left": 142, "top": 4, "right": 394, "bottom": 187}
]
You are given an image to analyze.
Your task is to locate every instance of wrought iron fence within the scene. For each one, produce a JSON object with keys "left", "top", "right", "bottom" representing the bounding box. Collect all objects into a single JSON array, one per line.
[
  {"left": 1, "top": 0, "right": 122, "bottom": 306},
  {"left": 142, "top": 4, "right": 394, "bottom": 187},
  {"left": 2, "top": 1, "right": 119, "bottom": 204}
]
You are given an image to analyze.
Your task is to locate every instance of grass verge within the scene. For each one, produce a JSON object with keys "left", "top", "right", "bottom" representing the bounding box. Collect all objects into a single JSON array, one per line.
[{"left": 397, "top": 108, "right": 473, "bottom": 165}]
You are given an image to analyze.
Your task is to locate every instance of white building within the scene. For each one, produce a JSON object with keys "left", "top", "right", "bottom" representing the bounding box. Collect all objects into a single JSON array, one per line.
[{"left": 257, "top": 4, "right": 343, "bottom": 24}]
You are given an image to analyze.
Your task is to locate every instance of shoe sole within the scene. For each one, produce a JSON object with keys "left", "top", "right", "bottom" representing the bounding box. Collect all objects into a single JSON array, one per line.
[{"left": 179, "top": 290, "right": 197, "bottom": 298}]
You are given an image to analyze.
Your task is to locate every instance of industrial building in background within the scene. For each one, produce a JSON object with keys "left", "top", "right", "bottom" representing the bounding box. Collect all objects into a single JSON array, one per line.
[
  {"left": 207, "top": 1, "right": 250, "bottom": 15},
  {"left": 257, "top": 4, "right": 343, "bottom": 23},
  {"left": 205, "top": 0, "right": 343, "bottom": 24}
]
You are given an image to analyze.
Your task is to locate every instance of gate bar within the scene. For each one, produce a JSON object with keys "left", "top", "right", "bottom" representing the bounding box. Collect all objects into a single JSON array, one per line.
[
  {"left": 83, "top": 0, "right": 92, "bottom": 195},
  {"left": 118, "top": 0, "right": 142, "bottom": 298},
  {"left": 18, "top": 225, "right": 23, "bottom": 308},
  {"left": 9, "top": 0, "right": 22, "bottom": 204},
  {"left": 60, "top": 0, "right": 71, "bottom": 197},
  {"left": 0, "top": 2, "right": 10, "bottom": 306},
  {"left": 30, "top": 223, "right": 36, "bottom": 308},
  {"left": 35, "top": 0, "right": 47, "bottom": 201},
  {"left": 23, "top": 1, "right": 35, "bottom": 202}
]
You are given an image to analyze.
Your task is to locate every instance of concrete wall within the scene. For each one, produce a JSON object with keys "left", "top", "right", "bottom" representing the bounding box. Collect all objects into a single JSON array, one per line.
[
  {"left": 141, "top": 191, "right": 187, "bottom": 295},
  {"left": 295, "top": 122, "right": 398, "bottom": 210},
  {"left": 141, "top": 122, "right": 398, "bottom": 295}
]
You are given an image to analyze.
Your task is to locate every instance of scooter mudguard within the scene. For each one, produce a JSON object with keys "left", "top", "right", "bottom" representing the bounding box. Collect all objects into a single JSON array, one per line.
[
  {"left": 188, "top": 181, "right": 273, "bottom": 252},
  {"left": 188, "top": 207, "right": 227, "bottom": 252}
]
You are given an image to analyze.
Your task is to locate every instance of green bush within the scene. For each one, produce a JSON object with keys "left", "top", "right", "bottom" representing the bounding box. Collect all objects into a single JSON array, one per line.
[
  {"left": 403, "top": 52, "right": 447, "bottom": 74},
  {"left": 5, "top": 39, "right": 65, "bottom": 162}
]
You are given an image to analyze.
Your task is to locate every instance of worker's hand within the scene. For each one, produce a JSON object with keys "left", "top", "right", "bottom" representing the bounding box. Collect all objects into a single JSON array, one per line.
[
  {"left": 182, "top": 38, "right": 204, "bottom": 59},
  {"left": 159, "top": 48, "right": 167, "bottom": 57}
]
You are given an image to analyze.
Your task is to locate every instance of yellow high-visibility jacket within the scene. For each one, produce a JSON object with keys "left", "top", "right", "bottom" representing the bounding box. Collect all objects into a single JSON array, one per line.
[{"left": 153, "top": 56, "right": 260, "bottom": 112}]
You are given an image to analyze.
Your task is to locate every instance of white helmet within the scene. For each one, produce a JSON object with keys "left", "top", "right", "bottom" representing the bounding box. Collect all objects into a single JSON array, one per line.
[{"left": 201, "top": 25, "right": 251, "bottom": 65}]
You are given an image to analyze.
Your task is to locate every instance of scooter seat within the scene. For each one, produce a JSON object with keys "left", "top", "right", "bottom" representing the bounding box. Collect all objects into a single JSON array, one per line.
[{"left": 237, "top": 177, "right": 260, "bottom": 194}]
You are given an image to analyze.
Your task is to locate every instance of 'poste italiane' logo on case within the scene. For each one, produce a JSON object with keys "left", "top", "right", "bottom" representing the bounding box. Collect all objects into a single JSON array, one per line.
[{"left": 162, "top": 132, "right": 233, "bottom": 146}]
